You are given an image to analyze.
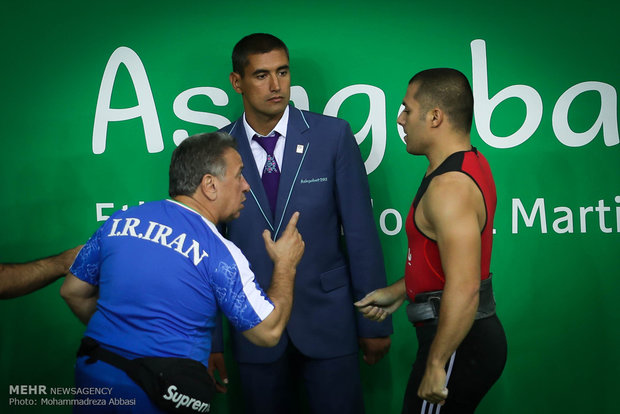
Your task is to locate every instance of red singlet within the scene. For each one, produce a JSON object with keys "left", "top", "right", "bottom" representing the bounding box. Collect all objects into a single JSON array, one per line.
[{"left": 404, "top": 148, "right": 496, "bottom": 300}]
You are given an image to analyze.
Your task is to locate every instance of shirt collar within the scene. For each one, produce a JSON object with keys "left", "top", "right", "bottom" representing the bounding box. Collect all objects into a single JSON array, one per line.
[{"left": 243, "top": 105, "right": 289, "bottom": 142}]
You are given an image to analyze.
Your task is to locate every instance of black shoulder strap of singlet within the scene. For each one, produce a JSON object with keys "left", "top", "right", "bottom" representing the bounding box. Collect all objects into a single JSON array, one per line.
[{"left": 413, "top": 150, "right": 471, "bottom": 208}]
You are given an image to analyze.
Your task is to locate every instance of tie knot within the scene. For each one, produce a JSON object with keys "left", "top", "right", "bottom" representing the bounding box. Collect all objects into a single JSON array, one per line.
[{"left": 253, "top": 132, "right": 280, "bottom": 155}]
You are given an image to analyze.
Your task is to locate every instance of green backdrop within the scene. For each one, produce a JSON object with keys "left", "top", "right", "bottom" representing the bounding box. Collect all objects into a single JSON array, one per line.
[{"left": 1, "top": 0, "right": 618, "bottom": 412}]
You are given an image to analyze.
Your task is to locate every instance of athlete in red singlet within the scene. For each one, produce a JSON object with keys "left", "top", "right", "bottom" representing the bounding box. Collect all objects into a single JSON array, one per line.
[
  {"left": 355, "top": 68, "right": 506, "bottom": 414},
  {"left": 404, "top": 148, "right": 496, "bottom": 299}
]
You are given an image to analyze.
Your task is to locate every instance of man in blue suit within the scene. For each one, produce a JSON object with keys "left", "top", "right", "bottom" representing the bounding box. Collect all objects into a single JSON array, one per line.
[{"left": 211, "top": 33, "right": 392, "bottom": 414}]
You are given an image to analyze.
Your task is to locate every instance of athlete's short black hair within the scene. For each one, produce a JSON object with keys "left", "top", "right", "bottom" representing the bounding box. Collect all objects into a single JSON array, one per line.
[{"left": 409, "top": 68, "right": 474, "bottom": 133}]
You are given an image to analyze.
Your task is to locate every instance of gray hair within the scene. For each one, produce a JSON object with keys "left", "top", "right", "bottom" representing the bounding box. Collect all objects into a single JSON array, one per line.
[{"left": 169, "top": 132, "right": 237, "bottom": 197}]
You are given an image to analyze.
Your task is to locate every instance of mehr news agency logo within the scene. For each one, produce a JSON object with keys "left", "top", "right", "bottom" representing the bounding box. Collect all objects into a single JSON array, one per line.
[
  {"left": 8, "top": 384, "right": 211, "bottom": 413},
  {"left": 7, "top": 384, "right": 133, "bottom": 408}
]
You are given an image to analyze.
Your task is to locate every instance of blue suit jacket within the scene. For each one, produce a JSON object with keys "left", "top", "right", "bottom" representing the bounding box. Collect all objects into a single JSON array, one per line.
[{"left": 219, "top": 106, "right": 392, "bottom": 363}]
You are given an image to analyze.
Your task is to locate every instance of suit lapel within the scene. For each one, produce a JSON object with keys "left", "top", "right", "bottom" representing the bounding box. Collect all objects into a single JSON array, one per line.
[
  {"left": 273, "top": 107, "right": 311, "bottom": 235},
  {"left": 227, "top": 120, "right": 274, "bottom": 230}
]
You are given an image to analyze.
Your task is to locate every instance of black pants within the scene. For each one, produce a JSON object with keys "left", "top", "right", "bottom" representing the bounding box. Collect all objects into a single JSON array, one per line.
[
  {"left": 402, "top": 315, "right": 507, "bottom": 414},
  {"left": 238, "top": 343, "right": 364, "bottom": 414}
]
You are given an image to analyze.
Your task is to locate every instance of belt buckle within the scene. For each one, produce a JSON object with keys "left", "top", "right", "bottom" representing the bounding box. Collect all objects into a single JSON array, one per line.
[{"left": 428, "top": 295, "right": 441, "bottom": 317}]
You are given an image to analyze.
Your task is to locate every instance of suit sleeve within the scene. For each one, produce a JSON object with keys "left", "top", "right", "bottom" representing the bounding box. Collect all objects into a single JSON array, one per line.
[{"left": 335, "top": 121, "right": 393, "bottom": 337}]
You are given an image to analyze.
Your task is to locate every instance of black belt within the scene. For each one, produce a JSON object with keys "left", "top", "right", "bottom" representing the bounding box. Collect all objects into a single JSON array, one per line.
[
  {"left": 406, "top": 276, "right": 496, "bottom": 325},
  {"left": 77, "top": 337, "right": 214, "bottom": 413}
]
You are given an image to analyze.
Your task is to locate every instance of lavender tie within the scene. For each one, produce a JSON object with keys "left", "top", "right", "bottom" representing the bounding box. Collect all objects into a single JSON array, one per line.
[{"left": 253, "top": 132, "right": 281, "bottom": 217}]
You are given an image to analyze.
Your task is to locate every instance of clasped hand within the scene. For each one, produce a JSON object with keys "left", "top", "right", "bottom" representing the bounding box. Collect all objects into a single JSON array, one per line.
[{"left": 354, "top": 282, "right": 406, "bottom": 322}]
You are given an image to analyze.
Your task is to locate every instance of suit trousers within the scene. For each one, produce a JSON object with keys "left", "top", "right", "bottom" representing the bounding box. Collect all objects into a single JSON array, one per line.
[{"left": 238, "top": 339, "right": 365, "bottom": 414}]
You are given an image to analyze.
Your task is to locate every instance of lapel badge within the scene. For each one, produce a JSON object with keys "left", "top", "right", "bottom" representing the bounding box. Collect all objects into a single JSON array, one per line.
[{"left": 296, "top": 144, "right": 304, "bottom": 154}]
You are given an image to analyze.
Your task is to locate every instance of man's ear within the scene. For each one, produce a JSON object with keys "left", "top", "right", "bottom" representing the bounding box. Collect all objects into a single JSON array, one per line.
[
  {"left": 230, "top": 72, "right": 243, "bottom": 94},
  {"left": 201, "top": 174, "right": 217, "bottom": 201},
  {"left": 429, "top": 107, "right": 444, "bottom": 128}
]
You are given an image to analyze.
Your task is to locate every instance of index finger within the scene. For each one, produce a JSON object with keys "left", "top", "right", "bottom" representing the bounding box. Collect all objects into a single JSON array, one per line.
[{"left": 283, "top": 211, "right": 301, "bottom": 233}]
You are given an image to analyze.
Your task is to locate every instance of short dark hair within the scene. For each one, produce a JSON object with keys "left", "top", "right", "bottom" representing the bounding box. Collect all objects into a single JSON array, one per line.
[
  {"left": 169, "top": 132, "right": 237, "bottom": 197},
  {"left": 232, "top": 33, "right": 289, "bottom": 76},
  {"left": 409, "top": 68, "right": 474, "bottom": 133}
]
